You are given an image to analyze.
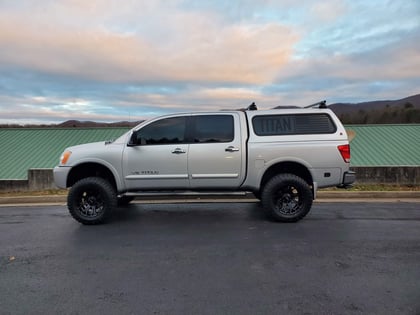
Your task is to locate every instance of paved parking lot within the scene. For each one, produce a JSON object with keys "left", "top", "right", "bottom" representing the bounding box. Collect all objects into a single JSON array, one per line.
[{"left": 1, "top": 202, "right": 420, "bottom": 314}]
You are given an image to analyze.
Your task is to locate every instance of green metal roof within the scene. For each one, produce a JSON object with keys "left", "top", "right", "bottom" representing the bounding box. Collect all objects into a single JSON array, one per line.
[
  {"left": 0, "top": 128, "right": 129, "bottom": 179},
  {"left": 0, "top": 125, "right": 419, "bottom": 179},
  {"left": 345, "top": 124, "right": 420, "bottom": 167}
]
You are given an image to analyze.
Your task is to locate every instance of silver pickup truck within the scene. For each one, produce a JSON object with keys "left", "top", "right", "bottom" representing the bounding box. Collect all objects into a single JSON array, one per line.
[{"left": 54, "top": 103, "right": 355, "bottom": 224}]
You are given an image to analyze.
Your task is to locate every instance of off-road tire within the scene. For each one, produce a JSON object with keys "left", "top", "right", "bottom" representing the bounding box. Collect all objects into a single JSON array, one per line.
[
  {"left": 68, "top": 177, "right": 117, "bottom": 225},
  {"left": 261, "top": 174, "right": 313, "bottom": 222}
]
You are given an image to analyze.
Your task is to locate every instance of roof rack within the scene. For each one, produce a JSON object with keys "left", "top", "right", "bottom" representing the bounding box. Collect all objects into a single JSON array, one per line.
[
  {"left": 246, "top": 102, "right": 257, "bottom": 111},
  {"left": 304, "top": 100, "right": 327, "bottom": 109}
]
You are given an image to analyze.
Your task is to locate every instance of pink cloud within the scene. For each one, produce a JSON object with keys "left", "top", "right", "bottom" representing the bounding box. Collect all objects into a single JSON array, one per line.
[{"left": 0, "top": 3, "right": 298, "bottom": 85}]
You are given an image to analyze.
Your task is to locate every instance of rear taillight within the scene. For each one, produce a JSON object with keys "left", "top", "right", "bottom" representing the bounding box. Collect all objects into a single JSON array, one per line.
[{"left": 338, "top": 144, "right": 351, "bottom": 163}]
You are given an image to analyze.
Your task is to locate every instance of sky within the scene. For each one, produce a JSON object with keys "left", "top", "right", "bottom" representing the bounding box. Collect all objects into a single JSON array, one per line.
[{"left": 0, "top": 0, "right": 419, "bottom": 124}]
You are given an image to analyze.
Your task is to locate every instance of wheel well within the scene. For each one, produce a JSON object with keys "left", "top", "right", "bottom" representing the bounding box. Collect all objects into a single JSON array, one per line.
[
  {"left": 67, "top": 163, "right": 117, "bottom": 189},
  {"left": 260, "top": 162, "right": 313, "bottom": 189}
]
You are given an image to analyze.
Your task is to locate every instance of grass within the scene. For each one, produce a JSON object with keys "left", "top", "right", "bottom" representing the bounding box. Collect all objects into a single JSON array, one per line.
[
  {"left": 322, "top": 184, "right": 420, "bottom": 192},
  {"left": 0, "top": 189, "right": 68, "bottom": 197}
]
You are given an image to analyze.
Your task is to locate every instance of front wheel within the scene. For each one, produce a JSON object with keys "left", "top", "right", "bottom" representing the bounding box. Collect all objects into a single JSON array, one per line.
[
  {"left": 67, "top": 177, "right": 117, "bottom": 225},
  {"left": 261, "top": 174, "right": 313, "bottom": 222}
]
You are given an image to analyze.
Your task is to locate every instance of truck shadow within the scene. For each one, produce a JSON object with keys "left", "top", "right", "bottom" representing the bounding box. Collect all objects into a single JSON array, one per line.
[{"left": 110, "top": 202, "right": 268, "bottom": 224}]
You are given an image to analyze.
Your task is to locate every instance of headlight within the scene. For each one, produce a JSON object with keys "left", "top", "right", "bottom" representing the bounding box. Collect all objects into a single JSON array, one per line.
[{"left": 60, "top": 150, "right": 72, "bottom": 165}]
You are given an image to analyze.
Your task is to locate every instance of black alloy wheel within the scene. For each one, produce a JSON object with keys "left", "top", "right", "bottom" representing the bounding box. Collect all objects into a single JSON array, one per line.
[
  {"left": 67, "top": 177, "right": 117, "bottom": 225},
  {"left": 261, "top": 174, "right": 313, "bottom": 222}
]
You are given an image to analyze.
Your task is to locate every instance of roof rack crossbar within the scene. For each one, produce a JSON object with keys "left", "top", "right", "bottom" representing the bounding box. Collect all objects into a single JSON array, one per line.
[
  {"left": 246, "top": 102, "right": 257, "bottom": 111},
  {"left": 305, "top": 100, "right": 327, "bottom": 108}
]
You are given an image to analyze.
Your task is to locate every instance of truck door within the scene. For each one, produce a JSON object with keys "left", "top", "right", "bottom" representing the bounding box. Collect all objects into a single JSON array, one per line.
[
  {"left": 188, "top": 113, "right": 244, "bottom": 189},
  {"left": 122, "top": 116, "right": 189, "bottom": 190}
]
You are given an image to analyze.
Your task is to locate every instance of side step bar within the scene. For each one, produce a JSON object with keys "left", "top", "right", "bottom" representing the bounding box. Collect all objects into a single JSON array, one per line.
[{"left": 122, "top": 191, "right": 249, "bottom": 197}]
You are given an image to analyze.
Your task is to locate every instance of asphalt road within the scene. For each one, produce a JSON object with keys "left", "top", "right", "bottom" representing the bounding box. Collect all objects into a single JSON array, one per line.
[{"left": 1, "top": 202, "right": 420, "bottom": 315}]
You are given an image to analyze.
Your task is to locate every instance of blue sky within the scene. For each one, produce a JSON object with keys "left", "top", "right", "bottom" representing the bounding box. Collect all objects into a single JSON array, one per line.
[{"left": 0, "top": 0, "right": 419, "bottom": 124}]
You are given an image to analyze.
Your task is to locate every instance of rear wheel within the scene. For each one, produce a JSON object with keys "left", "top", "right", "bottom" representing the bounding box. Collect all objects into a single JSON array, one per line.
[
  {"left": 261, "top": 174, "right": 313, "bottom": 222},
  {"left": 67, "top": 177, "right": 117, "bottom": 225}
]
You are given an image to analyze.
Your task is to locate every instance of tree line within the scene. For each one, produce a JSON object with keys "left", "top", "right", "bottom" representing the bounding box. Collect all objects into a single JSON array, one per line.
[{"left": 338, "top": 103, "right": 420, "bottom": 124}]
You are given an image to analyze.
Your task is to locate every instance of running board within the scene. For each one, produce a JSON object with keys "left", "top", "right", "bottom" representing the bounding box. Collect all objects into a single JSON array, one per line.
[{"left": 122, "top": 191, "right": 249, "bottom": 197}]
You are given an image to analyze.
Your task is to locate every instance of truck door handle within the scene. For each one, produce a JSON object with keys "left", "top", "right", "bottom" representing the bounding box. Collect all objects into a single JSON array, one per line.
[
  {"left": 225, "top": 146, "right": 239, "bottom": 152},
  {"left": 172, "top": 148, "right": 186, "bottom": 154}
]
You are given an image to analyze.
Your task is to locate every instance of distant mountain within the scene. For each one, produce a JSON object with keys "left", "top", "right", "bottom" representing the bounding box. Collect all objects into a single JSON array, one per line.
[
  {"left": 329, "top": 94, "right": 420, "bottom": 124},
  {"left": 329, "top": 94, "right": 420, "bottom": 115},
  {"left": 56, "top": 120, "right": 142, "bottom": 128},
  {"left": 273, "top": 94, "right": 420, "bottom": 124},
  {"left": 0, "top": 120, "right": 143, "bottom": 128},
  {"left": 1, "top": 94, "right": 419, "bottom": 128}
]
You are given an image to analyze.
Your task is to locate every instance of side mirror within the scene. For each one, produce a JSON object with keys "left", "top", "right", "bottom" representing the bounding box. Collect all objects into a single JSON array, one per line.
[
  {"left": 127, "top": 131, "right": 147, "bottom": 146},
  {"left": 127, "top": 131, "right": 139, "bottom": 146}
]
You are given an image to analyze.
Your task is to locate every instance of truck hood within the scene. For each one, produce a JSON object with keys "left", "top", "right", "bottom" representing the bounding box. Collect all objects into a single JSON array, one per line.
[{"left": 67, "top": 141, "right": 107, "bottom": 152}]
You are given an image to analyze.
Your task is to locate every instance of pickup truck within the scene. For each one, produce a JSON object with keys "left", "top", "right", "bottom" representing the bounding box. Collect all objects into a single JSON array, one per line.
[{"left": 54, "top": 103, "right": 355, "bottom": 224}]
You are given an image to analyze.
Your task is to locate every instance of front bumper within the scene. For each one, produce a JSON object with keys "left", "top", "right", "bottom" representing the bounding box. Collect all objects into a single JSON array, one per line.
[{"left": 53, "top": 166, "right": 72, "bottom": 189}]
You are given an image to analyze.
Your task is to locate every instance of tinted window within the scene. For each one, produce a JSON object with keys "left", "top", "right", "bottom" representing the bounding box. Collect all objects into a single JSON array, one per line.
[
  {"left": 252, "top": 114, "right": 336, "bottom": 136},
  {"left": 136, "top": 116, "right": 186, "bottom": 145},
  {"left": 193, "top": 115, "right": 234, "bottom": 143}
]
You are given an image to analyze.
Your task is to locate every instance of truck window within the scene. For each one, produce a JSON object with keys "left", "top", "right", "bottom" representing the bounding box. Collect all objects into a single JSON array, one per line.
[
  {"left": 136, "top": 116, "right": 186, "bottom": 145},
  {"left": 252, "top": 113, "right": 336, "bottom": 136},
  {"left": 193, "top": 115, "right": 234, "bottom": 143}
]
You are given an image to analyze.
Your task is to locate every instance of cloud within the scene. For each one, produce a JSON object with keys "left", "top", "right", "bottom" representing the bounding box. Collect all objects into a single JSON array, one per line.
[
  {"left": 295, "top": 0, "right": 420, "bottom": 58},
  {"left": 309, "top": 1, "right": 346, "bottom": 23},
  {"left": 0, "top": 1, "right": 297, "bottom": 85},
  {"left": 0, "top": 0, "right": 419, "bottom": 124},
  {"left": 267, "top": 23, "right": 420, "bottom": 104}
]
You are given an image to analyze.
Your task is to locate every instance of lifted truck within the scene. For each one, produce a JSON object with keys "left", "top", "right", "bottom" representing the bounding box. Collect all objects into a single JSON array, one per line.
[{"left": 54, "top": 102, "right": 355, "bottom": 224}]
